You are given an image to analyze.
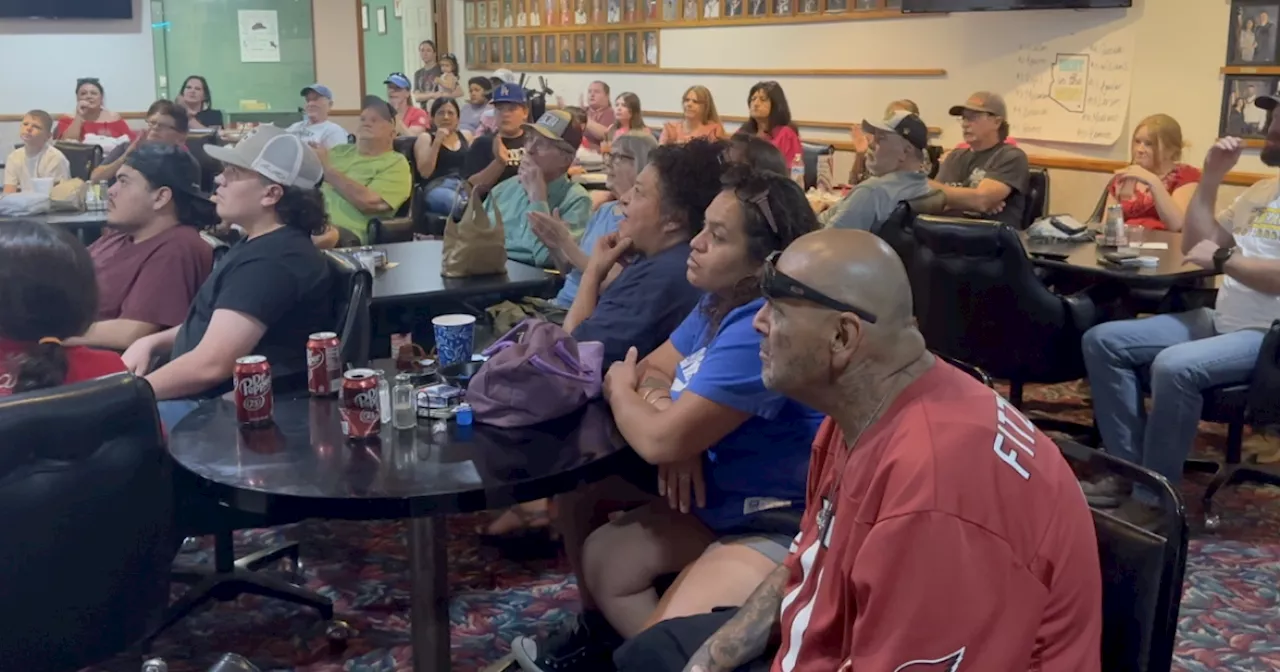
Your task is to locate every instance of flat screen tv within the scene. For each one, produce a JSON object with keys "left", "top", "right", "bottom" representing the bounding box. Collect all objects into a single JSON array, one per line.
[
  {"left": 903, "top": 0, "right": 1130, "bottom": 11},
  {"left": 0, "top": 0, "right": 132, "bottom": 19}
]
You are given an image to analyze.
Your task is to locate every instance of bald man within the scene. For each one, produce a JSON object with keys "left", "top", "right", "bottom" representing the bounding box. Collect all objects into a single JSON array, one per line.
[{"left": 614, "top": 229, "right": 1102, "bottom": 672}]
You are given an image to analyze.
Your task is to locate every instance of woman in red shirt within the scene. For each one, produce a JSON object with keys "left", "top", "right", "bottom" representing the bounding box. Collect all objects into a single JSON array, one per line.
[
  {"left": 1100, "top": 113, "right": 1200, "bottom": 231},
  {"left": 740, "top": 80, "right": 802, "bottom": 170},
  {"left": 0, "top": 220, "right": 126, "bottom": 396},
  {"left": 54, "top": 78, "right": 133, "bottom": 142}
]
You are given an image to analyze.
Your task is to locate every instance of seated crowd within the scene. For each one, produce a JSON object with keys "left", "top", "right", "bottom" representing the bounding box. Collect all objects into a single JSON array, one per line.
[{"left": 6, "top": 62, "right": 1280, "bottom": 672}]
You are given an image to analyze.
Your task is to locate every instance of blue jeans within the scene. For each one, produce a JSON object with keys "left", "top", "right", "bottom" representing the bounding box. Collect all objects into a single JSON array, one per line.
[
  {"left": 157, "top": 399, "right": 201, "bottom": 432},
  {"left": 423, "top": 176, "right": 467, "bottom": 220},
  {"left": 1082, "top": 308, "right": 1263, "bottom": 493}
]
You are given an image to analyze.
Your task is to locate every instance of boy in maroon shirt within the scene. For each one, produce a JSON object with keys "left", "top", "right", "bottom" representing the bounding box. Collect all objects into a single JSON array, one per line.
[
  {"left": 69, "top": 144, "right": 216, "bottom": 351},
  {"left": 614, "top": 228, "right": 1101, "bottom": 672}
]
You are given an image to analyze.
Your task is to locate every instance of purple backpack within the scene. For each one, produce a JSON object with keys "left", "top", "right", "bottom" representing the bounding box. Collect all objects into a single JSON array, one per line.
[{"left": 467, "top": 319, "right": 604, "bottom": 427}]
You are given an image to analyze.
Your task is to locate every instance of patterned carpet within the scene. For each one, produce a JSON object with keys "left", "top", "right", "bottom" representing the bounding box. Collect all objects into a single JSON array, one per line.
[{"left": 92, "top": 382, "right": 1280, "bottom": 672}]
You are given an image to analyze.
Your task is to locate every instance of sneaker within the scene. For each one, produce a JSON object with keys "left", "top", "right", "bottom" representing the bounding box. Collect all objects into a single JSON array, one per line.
[
  {"left": 1079, "top": 474, "right": 1129, "bottom": 509},
  {"left": 512, "top": 616, "right": 616, "bottom": 672}
]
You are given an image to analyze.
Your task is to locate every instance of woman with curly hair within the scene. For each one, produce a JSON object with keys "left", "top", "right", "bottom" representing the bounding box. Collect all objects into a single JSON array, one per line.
[{"left": 512, "top": 162, "right": 824, "bottom": 672}]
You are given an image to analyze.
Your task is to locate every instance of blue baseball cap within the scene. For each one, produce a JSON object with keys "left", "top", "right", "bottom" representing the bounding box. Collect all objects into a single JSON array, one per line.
[
  {"left": 384, "top": 73, "right": 412, "bottom": 89},
  {"left": 492, "top": 82, "right": 527, "bottom": 106},
  {"left": 300, "top": 83, "right": 333, "bottom": 100}
]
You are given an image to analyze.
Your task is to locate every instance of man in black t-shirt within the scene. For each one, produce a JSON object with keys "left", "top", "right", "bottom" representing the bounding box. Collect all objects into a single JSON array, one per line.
[
  {"left": 122, "top": 125, "right": 335, "bottom": 430},
  {"left": 932, "top": 91, "right": 1030, "bottom": 229},
  {"left": 464, "top": 82, "right": 529, "bottom": 192}
]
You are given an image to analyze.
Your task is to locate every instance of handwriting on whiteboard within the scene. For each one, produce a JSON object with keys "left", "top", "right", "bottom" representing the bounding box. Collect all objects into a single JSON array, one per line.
[{"left": 1007, "top": 29, "right": 1134, "bottom": 146}]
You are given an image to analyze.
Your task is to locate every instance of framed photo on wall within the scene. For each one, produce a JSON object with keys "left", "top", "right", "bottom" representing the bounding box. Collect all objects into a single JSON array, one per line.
[
  {"left": 517, "top": 35, "right": 528, "bottom": 62},
  {"left": 466, "top": 36, "right": 475, "bottom": 67},
  {"left": 828, "top": 0, "right": 848, "bottom": 12},
  {"left": 465, "top": 2, "right": 475, "bottom": 28},
  {"left": 606, "top": 32, "right": 621, "bottom": 63},
  {"left": 663, "top": 0, "right": 678, "bottom": 19},
  {"left": 489, "top": 36, "right": 501, "bottom": 62},
  {"left": 726, "top": 0, "right": 743, "bottom": 16},
  {"left": 624, "top": 31, "right": 638, "bottom": 63},
  {"left": 574, "top": 34, "right": 588, "bottom": 62},
  {"left": 747, "top": 0, "right": 766, "bottom": 14},
  {"left": 1221, "top": 75, "right": 1278, "bottom": 139},
  {"left": 1227, "top": 0, "right": 1280, "bottom": 65},
  {"left": 643, "top": 30, "right": 658, "bottom": 64},
  {"left": 503, "top": 35, "right": 514, "bottom": 63},
  {"left": 798, "top": 0, "right": 819, "bottom": 13},
  {"left": 531, "top": 34, "right": 542, "bottom": 61},
  {"left": 561, "top": 34, "right": 573, "bottom": 62},
  {"left": 590, "top": 33, "right": 604, "bottom": 63},
  {"left": 773, "top": 0, "right": 792, "bottom": 17},
  {"left": 489, "top": 0, "right": 500, "bottom": 27},
  {"left": 683, "top": 0, "right": 698, "bottom": 19},
  {"left": 517, "top": 0, "right": 528, "bottom": 25},
  {"left": 477, "top": 0, "right": 488, "bottom": 27},
  {"left": 545, "top": 35, "right": 557, "bottom": 63}
]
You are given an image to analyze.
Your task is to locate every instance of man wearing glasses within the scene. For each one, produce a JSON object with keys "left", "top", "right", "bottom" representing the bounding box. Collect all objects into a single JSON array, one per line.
[
  {"left": 931, "top": 91, "right": 1030, "bottom": 229},
  {"left": 616, "top": 228, "right": 1102, "bottom": 672},
  {"left": 486, "top": 109, "right": 593, "bottom": 267},
  {"left": 91, "top": 100, "right": 204, "bottom": 184}
]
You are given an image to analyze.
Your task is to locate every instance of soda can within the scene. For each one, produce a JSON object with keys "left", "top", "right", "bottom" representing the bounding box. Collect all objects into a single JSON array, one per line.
[
  {"left": 306, "top": 331, "right": 342, "bottom": 396},
  {"left": 233, "top": 355, "right": 273, "bottom": 427},
  {"left": 340, "top": 368, "right": 382, "bottom": 439}
]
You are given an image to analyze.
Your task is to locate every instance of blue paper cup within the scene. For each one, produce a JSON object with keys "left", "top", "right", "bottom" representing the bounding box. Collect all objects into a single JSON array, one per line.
[{"left": 432, "top": 314, "right": 477, "bottom": 368}]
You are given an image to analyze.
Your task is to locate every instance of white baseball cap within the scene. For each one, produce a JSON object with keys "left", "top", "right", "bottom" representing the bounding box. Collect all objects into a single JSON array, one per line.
[{"left": 204, "top": 125, "right": 324, "bottom": 189}]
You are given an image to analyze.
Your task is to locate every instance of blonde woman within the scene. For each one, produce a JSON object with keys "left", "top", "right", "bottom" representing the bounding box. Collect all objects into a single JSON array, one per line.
[
  {"left": 659, "top": 85, "right": 727, "bottom": 145},
  {"left": 1101, "top": 113, "right": 1200, "bottom": 231}
]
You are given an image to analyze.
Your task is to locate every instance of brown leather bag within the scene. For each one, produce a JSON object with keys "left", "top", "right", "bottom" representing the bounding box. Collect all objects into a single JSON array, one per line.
[{"left": 441, "top": 183, "right": 508, "bottom": 278}]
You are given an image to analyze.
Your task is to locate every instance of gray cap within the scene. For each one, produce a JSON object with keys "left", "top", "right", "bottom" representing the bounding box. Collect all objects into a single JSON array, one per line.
[
  {"left": 203, "top": 125, "right": 323, "bottom": 189},
  {"left": 948, "top": 91, "right": 1008, "bottom": 119}
]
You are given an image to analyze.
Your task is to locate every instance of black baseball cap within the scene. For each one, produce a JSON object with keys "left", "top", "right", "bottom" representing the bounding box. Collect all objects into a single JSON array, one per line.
[
  {"left": 862, "top": 111, "right": 929, "bottom": 151},
  {"left": 361, "top": 94, "right": 398, "bottom": 122},
  {"left": 124, "top": 142, "right": 209, "bottom": 200}
]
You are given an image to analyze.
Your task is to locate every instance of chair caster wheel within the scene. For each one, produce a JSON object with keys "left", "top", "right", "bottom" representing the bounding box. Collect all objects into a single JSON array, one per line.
[
  {"left": 326, "top": 620, "right": 353, "bottom": 653},
  {"left": 1204, "top": 513, "right": 1222, "bottom": 531}
]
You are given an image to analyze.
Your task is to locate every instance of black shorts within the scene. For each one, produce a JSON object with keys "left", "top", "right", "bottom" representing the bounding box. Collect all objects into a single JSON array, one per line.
[{"left": 613, "top": 608, "right": 775, "bottom": 672}]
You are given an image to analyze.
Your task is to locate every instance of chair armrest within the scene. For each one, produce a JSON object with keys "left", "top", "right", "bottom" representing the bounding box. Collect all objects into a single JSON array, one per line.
[{"left": 1063, "top": 291, "right": 1098, "bottom": 332}]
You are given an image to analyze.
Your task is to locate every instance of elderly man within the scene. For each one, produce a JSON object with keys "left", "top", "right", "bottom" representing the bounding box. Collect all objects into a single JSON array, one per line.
[
  {"left": 486, "top": 109, "right": 592, "bottom": 267},
  {"left": 1081, "top": 98, "right": 1280, "bottom": 522},
  {"left": 932, "top": 91, "right": 1030, "bottom": 229},
  {"left": 820, "top": 111, "right": 934, "bottom": 231},
  {"left": 316, "top": 95, "right": 412, "bottom": 245},
  {"left": 285, "top": 84, "right": 351, "bottom": 149},
  {"left": 614, "top": 228, "right": 1102, "bottom": 672}
]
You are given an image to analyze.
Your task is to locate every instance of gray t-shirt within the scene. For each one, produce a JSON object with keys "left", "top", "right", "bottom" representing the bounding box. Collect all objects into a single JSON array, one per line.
[
  {"left": 823, "top": 171, "right": 932, "bottom": 231},
  {"left": 284, "top": 119, "right": 350, "bottom": 149},
  {"left": 935, "top": 143, "right": 1030, "bottom": 229}
]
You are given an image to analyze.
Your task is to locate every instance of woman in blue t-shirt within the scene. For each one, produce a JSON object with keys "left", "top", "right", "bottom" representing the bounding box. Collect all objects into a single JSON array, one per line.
[{"left": 513, "top": 165, "right": 823, "bottom": 672}]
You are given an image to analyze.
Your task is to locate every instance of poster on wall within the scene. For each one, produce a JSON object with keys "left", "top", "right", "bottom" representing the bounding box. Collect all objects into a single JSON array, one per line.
[{"left": 238, "top": 10, "right": 281, "bottom": 63}]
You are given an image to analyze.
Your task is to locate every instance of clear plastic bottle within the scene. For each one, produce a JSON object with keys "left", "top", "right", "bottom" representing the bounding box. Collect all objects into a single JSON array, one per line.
[
  {"left": 376, "top": 370, "right": 392, "bottom": 425},
  {"left": 790, "top": 154, "right": 806, "bottom": 190},
  {"left": 392, "top": 373, "right": 417, "bottom": 429}
]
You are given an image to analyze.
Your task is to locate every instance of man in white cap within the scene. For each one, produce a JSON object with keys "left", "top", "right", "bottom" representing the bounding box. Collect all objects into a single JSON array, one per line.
[
  {"left": 123, "top": 125, "right": 336, "bottom": 430},
  {"left": 820, "top": 111, "right": 935, "bottom": 231},
  {"left": 285, "top": 84, "right": 350, "bottom": 149}
]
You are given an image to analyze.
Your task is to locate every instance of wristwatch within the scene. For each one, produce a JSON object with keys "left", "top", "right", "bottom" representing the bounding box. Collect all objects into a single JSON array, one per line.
[{"left": 1213, "top": 245, "right": 1237, "bottom": 274}]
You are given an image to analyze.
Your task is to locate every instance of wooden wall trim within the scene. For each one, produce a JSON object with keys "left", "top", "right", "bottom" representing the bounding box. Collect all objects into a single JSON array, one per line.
[
  {"left": 464, "top": 7, "right": 930, "bottom": 35},
  {"left": 472, "top": 66, "right": 944, "bottom": 77},
  {"left": 1024, "top": 155, "right": 1269, "bottom": 187},
  {"left": 644, "top": 109, "right": 942, "bottom": 134}
]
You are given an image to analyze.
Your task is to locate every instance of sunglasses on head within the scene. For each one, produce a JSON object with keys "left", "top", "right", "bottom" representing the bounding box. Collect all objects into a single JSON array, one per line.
[{"left": 760, "top": 251, "right": 878, "bottom": 324}]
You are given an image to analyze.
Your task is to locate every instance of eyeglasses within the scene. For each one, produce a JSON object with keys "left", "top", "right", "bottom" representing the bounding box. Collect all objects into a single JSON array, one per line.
[
  {"left": 146, "top": 120, "right": 177, "bottom": 132},
  {"left": 761, "top": 251, "right": 878, "bottom": 323}
]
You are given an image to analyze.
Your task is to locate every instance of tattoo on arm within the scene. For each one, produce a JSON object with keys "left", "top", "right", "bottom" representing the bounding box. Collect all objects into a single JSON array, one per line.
[{"left": 686, "top": 564, "right": 789, "bottom": 672}]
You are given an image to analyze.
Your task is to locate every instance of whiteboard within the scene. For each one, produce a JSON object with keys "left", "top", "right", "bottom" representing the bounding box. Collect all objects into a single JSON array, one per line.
[{"left": 1007, "top": 26, "right": 1136, "bottom": 146}]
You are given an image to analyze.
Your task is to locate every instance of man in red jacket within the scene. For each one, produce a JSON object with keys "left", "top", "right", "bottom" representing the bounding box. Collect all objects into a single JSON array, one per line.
[{"left": 614, "top": 228, "right": 1102, "bottom": 672}]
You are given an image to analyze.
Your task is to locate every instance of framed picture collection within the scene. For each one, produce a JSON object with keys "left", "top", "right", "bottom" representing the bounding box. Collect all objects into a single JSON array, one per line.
[{"left": 462, "top": 0, "right": 903, "bottom": 70}]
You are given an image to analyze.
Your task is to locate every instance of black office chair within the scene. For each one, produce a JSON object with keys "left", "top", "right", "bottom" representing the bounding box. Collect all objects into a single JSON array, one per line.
[
  {"left": 367, "top": 216, "right": 417, "bottom": 244},
  {"left": 800, "top": 141, "right": 834, "bottom": 191},
  {"left": 325, "top": 250, "right": 373, "bottom": 369},
  {"left": 1020, "top": 167, "right": 1050, "bottom": 230},
  {"left": 1148, "top": 319, "right": 1280, "bottom": 529},
  {"left": 55, "top": 141, "right": 105, "bottom": 181},
  {"left": 869, "top": 189, "right": 946, "bottom": 273},
  {"left": 0, "top": 374, "right": 175, "bottom": 672},
  {"left": 1058, "top": 440, "right": 1187, "bottom": 672},
  {"left": 908, "top": 216, "right": 1099, "bottom": 435}
]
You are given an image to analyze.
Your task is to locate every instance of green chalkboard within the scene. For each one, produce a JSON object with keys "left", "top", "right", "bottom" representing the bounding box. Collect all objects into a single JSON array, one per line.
[{"left": 153, "top": 0, "right": 316, "bottom": 114}]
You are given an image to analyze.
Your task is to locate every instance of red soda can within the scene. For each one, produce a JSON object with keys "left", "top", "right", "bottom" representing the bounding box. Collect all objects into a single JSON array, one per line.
[
  {"left": 340, "top": 368, "right": 381, "bottom": 439},
  {"left": 306, "top": 331, "right": 342, "bottom": 396},
  {"left": 233, "top": 355, "right": 273, "bottom": 427}
]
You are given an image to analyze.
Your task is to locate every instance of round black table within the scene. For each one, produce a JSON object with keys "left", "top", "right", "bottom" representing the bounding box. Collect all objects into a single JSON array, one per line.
[{"left": 169, "top": 394, "right": 627, "bottom": 672}]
